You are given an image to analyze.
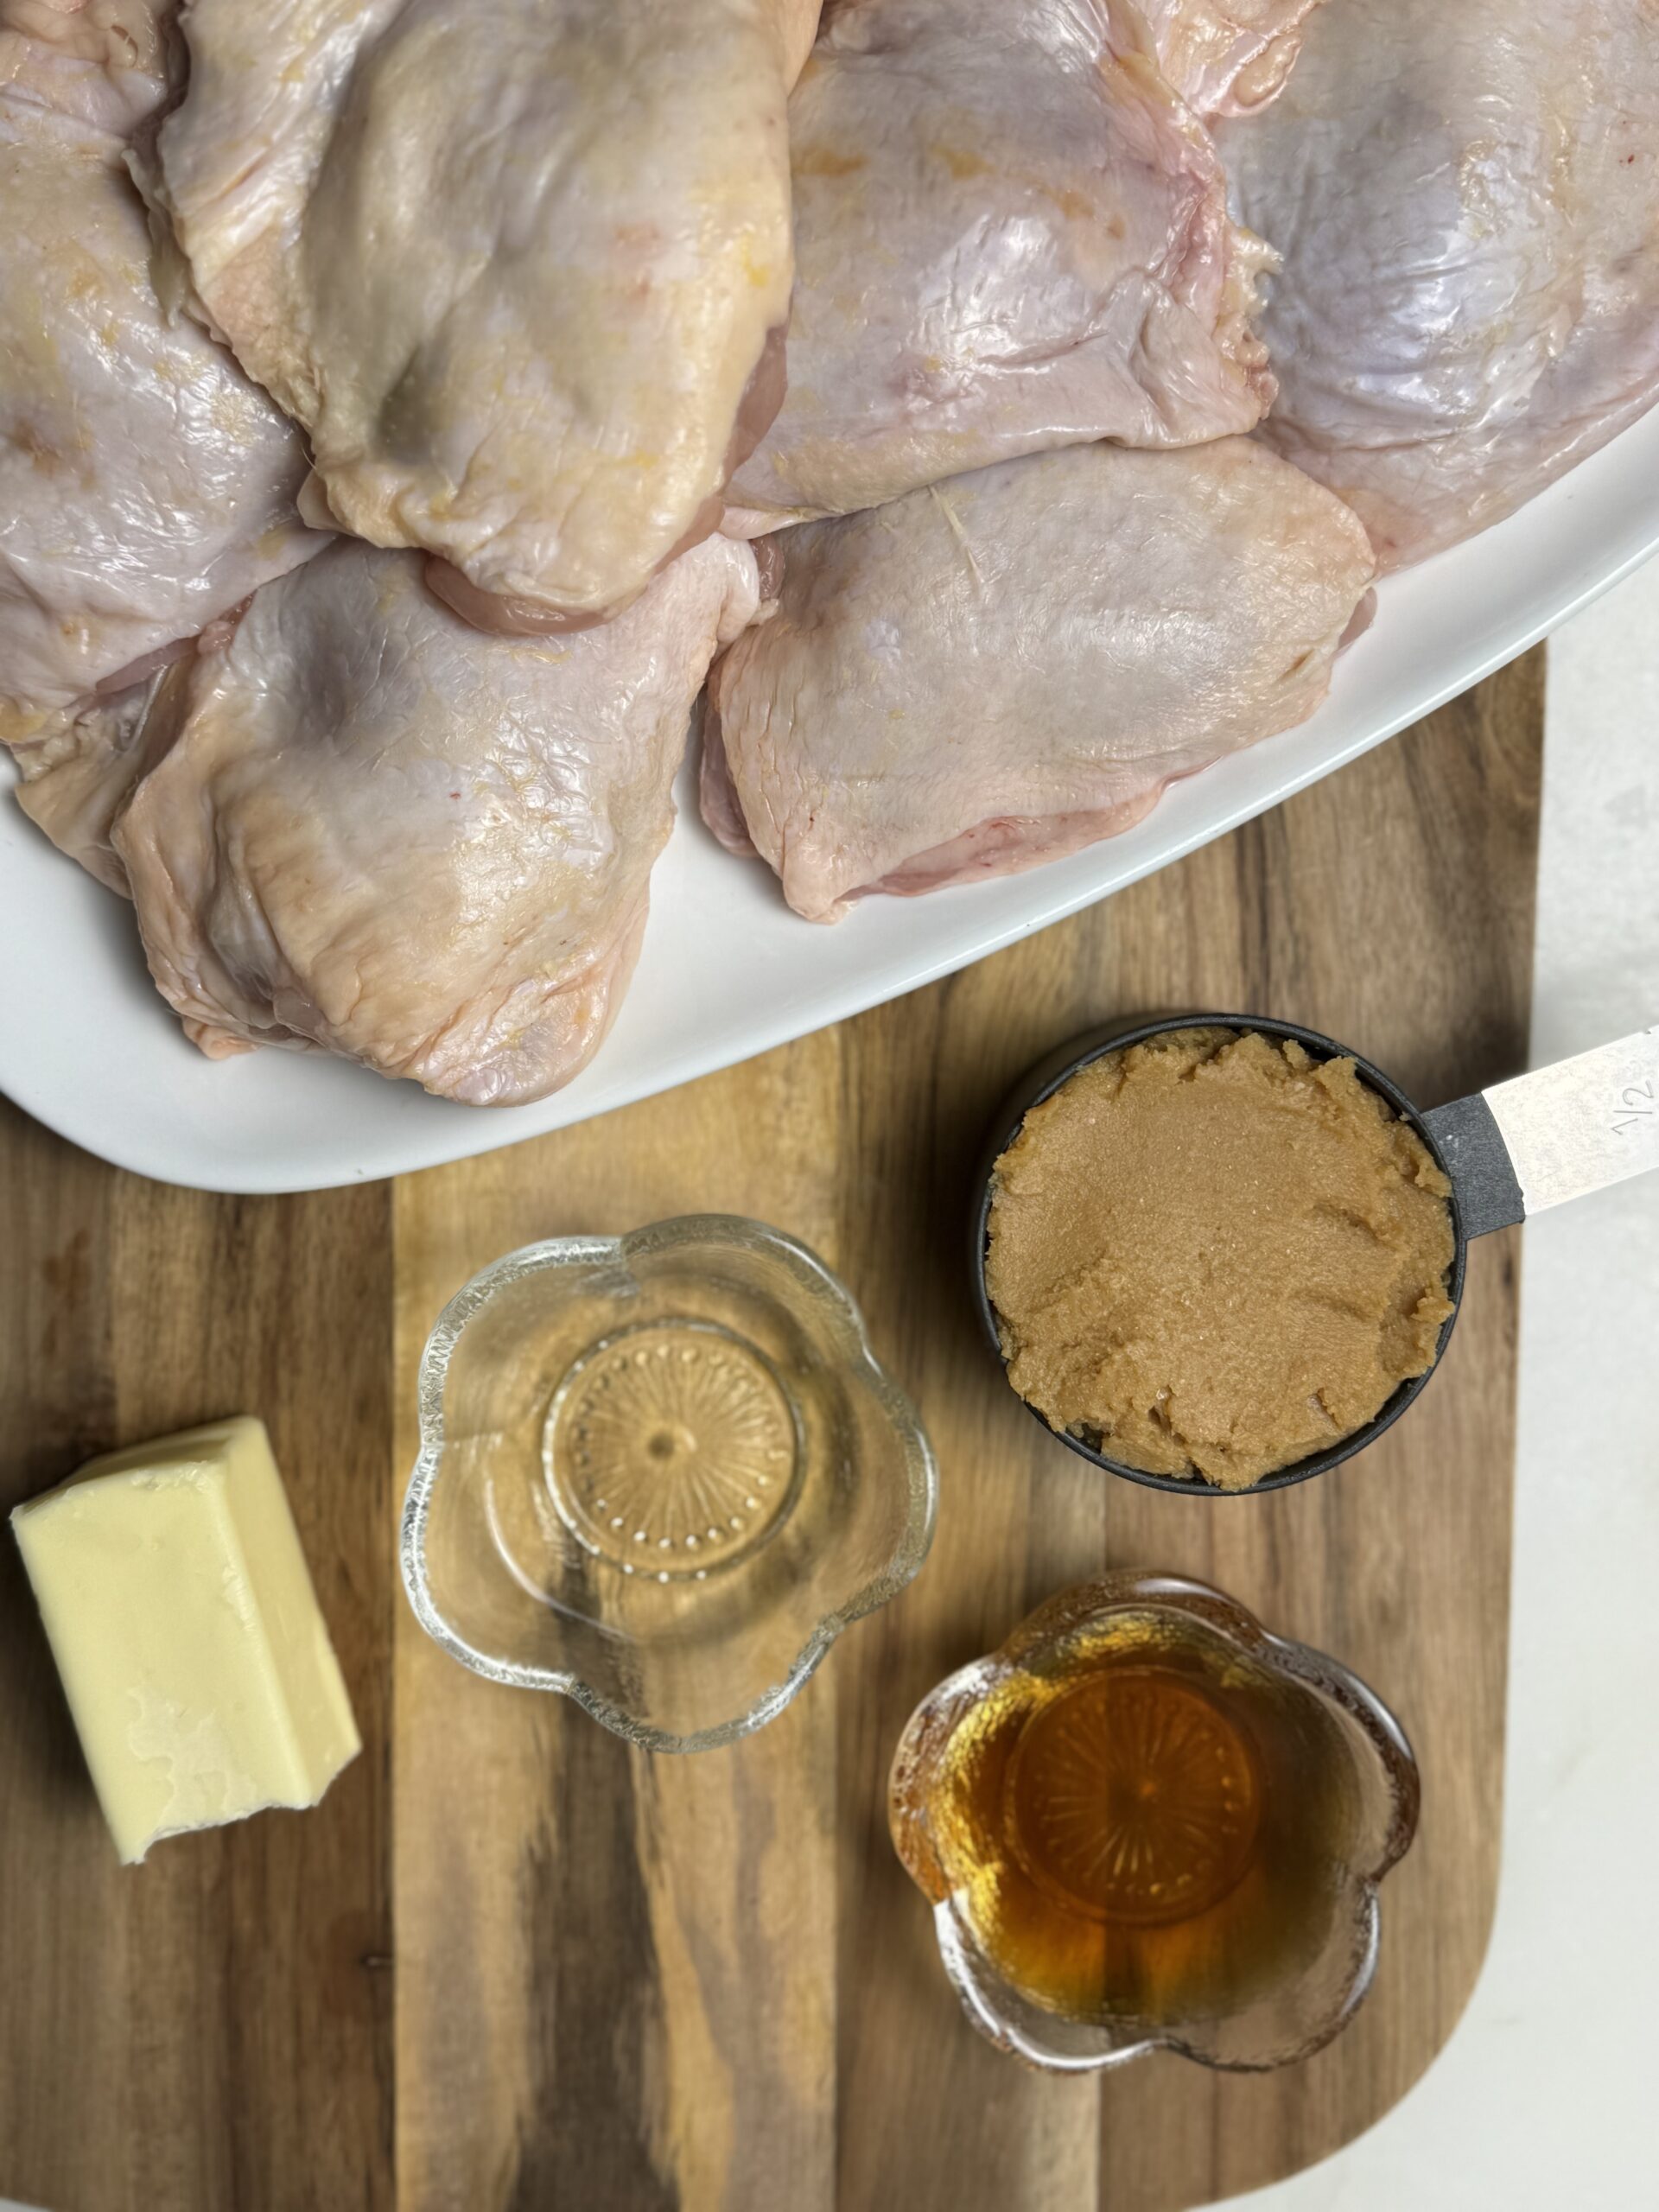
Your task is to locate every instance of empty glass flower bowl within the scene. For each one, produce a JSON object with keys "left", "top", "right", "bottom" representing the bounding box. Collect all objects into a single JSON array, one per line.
[
  {"left": 401, "top": 1215, "right": 937, "bottom": 1751},
  {"left": 890, "top": 1573, "right": 1419, "bottom": 2072}
]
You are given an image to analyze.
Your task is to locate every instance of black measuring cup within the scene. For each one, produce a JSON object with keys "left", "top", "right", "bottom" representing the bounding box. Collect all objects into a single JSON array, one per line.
[{"left": 970, "top": 1013, "right": 1659, "bottom": 1496}]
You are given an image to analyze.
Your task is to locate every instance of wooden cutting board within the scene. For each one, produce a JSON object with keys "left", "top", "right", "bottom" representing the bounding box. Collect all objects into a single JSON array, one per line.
[{"left": 0, "top": 653, "right": 1540, "bottom": 2212}]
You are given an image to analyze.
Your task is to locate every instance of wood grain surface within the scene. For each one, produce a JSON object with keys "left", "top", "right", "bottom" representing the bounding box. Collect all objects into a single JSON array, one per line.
[
  {"left": 0, "top": 652, "right": 1541, "bottom": 2212},
  {"left": 0, "top": 1133, "right": 396, "bottom": 2212}
]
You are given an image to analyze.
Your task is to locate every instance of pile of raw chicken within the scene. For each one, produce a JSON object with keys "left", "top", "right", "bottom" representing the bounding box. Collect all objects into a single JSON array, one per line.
[{"left": 4, "top": 2, "right": 1656, "bottom": 1105}]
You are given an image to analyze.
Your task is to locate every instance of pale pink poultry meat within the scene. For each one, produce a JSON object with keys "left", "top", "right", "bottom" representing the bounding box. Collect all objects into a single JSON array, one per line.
[
  {"left": 22, "top": 537, "right": 761, "bottom": 1104},
  {"left": 724, "top": 0, "right": 1274, "bottom": 535},
  {"left": 705, "top": 440, "right": 1374, "bottom": 921},
  {"left": 1137, "top": 1, "right": 1324, "bottom": 118},
  {"left": 16, "top": 679, "right": 180, "bottom": 894},
  {"left": 1220, "top": 0, "right": 1659, "bottom": 569},
  {"left": 0, "top": 11, "right": 322, "bottom": 753},
  {"left": 779, "top": 0, "right": 823, "bottom": 80},
  {"left": 152, "top": 0, "right": 799, "bottom": 633},
  {"left": 0, "top": 0, "right": 174, "bottom": 130}
]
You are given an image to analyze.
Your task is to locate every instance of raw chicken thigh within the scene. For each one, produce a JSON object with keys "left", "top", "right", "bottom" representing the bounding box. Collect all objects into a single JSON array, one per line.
[
  {"left": 7, "top": 0, "right": 1647, "bottom": 1132},
  {"left": 153, "top": 0, "right": 797, "bottom": 632},
  {"left": 31, "top": 538, "right": 761, "bottom": 1104},
  {"left": 0, "top": 34, "right": 321, "bottom": 750},
  {"left": 1, "top": 0, "right": 173, "bottom": 130},
  {"left": 1222, "top": 0, "right": 1659, "bottom": 569},
  {"left": 725, "top": 0, "right": 1274, "bottom": 532},
  {"left": 1138, "top": 0, "right": 1324, "bottom": 118},
  {"left": 706, "top": 440, "right": 1374, "bottom": 921},
  {"left": 779, "top": 0, "right": 823, "bottom": 80}
]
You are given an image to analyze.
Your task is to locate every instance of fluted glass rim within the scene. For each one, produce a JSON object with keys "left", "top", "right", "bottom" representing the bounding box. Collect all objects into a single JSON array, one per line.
[
  {"left": 892, "top": 1571, "right": 1420, "bottom": 2072},
  {"left": 400, "top": 1213, "right": 938, "bottom": 1752}
]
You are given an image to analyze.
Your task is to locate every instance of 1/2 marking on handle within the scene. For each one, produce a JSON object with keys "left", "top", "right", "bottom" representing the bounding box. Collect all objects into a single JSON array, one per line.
[
  {"left": 1482, "top": 1024, "right": 1659, "bottom": 1219},
  {"left": 1614, "top": 1078, "right": 1656, "bottom": 1135}
]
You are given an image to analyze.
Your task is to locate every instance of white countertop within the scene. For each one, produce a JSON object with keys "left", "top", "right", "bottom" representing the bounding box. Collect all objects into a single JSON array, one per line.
[{"left": 5, "top": 563, "right": 1655, "bottom": 2212}]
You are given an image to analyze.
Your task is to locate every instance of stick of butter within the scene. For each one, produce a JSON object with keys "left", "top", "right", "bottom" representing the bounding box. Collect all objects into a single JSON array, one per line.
[{"left": 10, "top": 1415, "right": 360, "bottom": 1865}]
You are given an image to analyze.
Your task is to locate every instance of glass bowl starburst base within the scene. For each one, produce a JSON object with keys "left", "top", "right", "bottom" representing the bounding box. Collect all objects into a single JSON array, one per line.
[{"left": 402, "top": 1217, "right": 937, "bottom": 1750}]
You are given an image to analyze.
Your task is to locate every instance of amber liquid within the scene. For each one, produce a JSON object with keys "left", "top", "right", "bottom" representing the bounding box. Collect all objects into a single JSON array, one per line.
[{"left": 912, "top": 1611, "right": 1361, "bottom": 2025}]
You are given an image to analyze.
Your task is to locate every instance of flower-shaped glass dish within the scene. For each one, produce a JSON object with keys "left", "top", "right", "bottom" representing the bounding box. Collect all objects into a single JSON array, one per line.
[
  {"left": 402, "top": 1215, "right": 937, "bottom": 1751},
  {"left": 890, "top": 1573, "right": 1418, "bottom": 2072}
]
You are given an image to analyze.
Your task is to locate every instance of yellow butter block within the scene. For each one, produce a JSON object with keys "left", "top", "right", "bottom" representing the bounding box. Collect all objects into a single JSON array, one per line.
[{"left": 10, "top": 1415, "right": 360, "bottom": 1865}]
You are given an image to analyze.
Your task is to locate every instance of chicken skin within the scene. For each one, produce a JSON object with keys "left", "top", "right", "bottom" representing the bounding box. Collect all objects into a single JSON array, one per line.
[
  {"left": 0, "top": 0, "right": 175, "bottom": 130},
  {"left": 22, "top": 538, "right": 761, "bottom": 1104},
  {"left": 725, "top": 0, "right": 1274, "bottom": 533},
  {"left": 1222, "top": 0, "right": 1659, "bottom": 569},
  {"left": 153, "top": 0, "right": 798, "bottom": 631},
  {"left": 706, "top": 440, "right": 1373, "bottom": 920},
  {"left": 0, "top": 9, "right": 320, "bottom": 750},
  {"left": 1138, "top": 0, "right": 1323, "bottom": 118}
]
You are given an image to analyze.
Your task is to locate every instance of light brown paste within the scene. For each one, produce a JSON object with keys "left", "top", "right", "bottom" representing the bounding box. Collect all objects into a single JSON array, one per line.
[{"left": 984, "top": 1029, "right": 1456, "bottom": 1488}]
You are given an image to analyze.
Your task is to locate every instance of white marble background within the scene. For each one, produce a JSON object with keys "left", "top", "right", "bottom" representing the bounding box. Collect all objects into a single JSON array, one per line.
[{"left": 5, "top": 563, "right": 1656, "bottom": 2212}]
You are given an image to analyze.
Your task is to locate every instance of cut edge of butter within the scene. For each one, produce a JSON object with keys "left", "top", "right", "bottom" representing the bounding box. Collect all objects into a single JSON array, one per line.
[{"left": 10, "top": 1415, "right": 360, "bottom": 1866}]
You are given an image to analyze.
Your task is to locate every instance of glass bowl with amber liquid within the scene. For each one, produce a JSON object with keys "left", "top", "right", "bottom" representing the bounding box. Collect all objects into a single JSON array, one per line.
[{"left": 890, "top": 1573, "right": 1419, "bottom": 2071}]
